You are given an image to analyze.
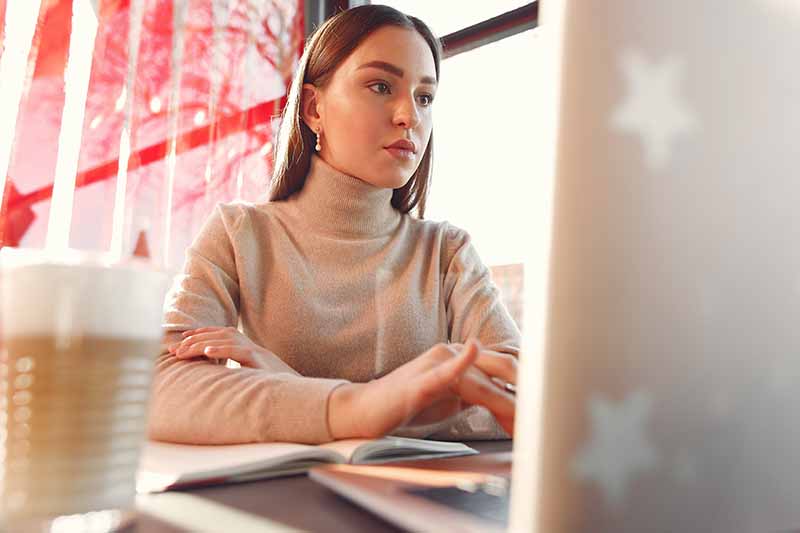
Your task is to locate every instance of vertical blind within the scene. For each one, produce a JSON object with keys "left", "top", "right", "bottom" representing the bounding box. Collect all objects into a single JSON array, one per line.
[{"left": 0, "top": 0, "right": 302, "bottom": 269}]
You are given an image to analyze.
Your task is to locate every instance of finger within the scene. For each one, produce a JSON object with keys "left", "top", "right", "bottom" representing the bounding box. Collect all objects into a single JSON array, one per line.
[
  {"left": 392, "top": 343, "right": 459, "bottom": 380},
  {"left": 456, "top": 368, "right": 516, "bottom": 423},
  {"left": 414, "top": 341, "right": 479, "bottom": 407},
  {"left": 473, "top": 351, "right": 518, "bottom": 386},
  {"left": 205, "top": 346, "right": 256, "bottom": 366},
  {"left": 448, "top": 340, "right": 486, "bottom": 353},
  {"left": 416, "top": 343, "right": 460, "bottom": 372},
  {"left": 444, "top": 340, "right": 481, "bottom": 383},
  {"left": 491, "top": 377, "right": 517, "bottom": 395},
  {"left": 177, "top": 331, "right": 233, "bottom": 353},
  {"left": 174, "top": 340, "right": 231, "bottom": 358}
]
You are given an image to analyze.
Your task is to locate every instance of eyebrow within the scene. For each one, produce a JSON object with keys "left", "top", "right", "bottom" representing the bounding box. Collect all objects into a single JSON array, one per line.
[{"left": 356, "top": 61, "right": 437, "bottom": 86}]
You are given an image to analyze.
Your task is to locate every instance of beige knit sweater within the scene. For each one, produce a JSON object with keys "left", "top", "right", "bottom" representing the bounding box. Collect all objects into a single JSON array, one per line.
[{"left": 148, "top": 155, "right": 521, "bottom": 444}]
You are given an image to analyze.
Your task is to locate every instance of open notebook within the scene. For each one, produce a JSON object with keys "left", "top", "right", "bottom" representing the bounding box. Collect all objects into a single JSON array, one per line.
[{"left": 137, "top": 437, "right": 478, "bottom": 493}]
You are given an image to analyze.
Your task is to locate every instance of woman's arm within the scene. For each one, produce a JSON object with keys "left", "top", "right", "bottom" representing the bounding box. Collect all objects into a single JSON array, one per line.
[
  {"left": 149, "top": 204, "right": 346, "bottom": 444},
  {"left": 420, "top": 225, "right": 523, "bottom": 440},
  {"left": 148, "top": 348, "right": 347, "bottom": 444},
  {"left": 152, "top": 329, "right": 510, "bottom": 443}
]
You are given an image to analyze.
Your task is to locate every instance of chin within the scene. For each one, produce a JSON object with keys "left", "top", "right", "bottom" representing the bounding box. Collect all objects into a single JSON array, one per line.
[
  {"left": 387, "top": 174, "right": 414, "bottom": 190},
  {"left": 365, "top": 167, "right": 414, "bottom": 190}
]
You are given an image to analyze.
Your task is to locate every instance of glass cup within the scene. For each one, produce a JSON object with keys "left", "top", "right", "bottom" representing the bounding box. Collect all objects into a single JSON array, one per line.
[{"left": 0, "top": 248, "right": 169, "bottom": 532}]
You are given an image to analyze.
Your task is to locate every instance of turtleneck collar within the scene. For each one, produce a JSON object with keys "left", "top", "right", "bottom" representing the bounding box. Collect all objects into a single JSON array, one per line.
[{"left": 290, "top": 154, "right": 402, "bottom": 238}]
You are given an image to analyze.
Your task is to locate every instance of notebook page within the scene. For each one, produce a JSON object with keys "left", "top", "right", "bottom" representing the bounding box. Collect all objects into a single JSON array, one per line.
[
  {"left": 318, "top": 437, "right": 476, "bottom": 464},
  {"left": 138, "top": 440, "right": 337, "bottom": 491},
  {"left": 317, "top": 439, "right": 373, "bottom": 462}
]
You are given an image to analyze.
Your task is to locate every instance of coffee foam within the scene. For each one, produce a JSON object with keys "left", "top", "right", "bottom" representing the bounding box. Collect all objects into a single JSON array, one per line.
[{"left": 1, "top": 261, "right": 168, "bottom": 340}]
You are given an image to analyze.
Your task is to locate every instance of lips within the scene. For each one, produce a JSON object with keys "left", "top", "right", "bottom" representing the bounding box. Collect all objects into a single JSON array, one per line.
[{"left": 385, "top": 139, "right": 416, "bottom": 153}]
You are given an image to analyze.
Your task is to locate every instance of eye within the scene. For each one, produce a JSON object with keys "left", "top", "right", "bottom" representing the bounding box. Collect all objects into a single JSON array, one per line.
[
  {"left": 417, "top": 94, "right": 434, "bottom": 107},
  {"left": 368, "top": 82, "right": 391, "bottom": 95}
]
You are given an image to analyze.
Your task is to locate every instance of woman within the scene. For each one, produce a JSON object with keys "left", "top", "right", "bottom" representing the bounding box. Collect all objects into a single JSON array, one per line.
[{"left": 149, "top": 5, "right": 521, "bottom": 445}]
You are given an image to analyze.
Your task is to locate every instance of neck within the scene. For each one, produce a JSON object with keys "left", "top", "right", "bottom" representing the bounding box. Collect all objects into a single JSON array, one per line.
[{"left": 290, "top": 155, "right": 401, "bottom": 238}]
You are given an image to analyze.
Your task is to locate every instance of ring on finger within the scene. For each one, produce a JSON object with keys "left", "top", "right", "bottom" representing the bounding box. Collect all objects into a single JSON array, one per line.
[{"left": 491, "top": 377, "right": 516, "bottom": 395}]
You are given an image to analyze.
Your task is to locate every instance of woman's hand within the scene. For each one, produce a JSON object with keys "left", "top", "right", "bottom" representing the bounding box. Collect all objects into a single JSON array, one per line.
[
  {"left": 387, "top": 342, "right": 517, "bottom": 435},
  {"left": 450, "top": 343, "right": 518, "bottom": 393},
  {"left": 168, "top": 327, "right": 298, "bottom": 374},
  {"left": 328, "top": 340, "right": 516, "bottom": 439},
  {"left": 452, "top": 365, "right": 516, "bottom": 436},
  {"left": 447, "top": 344, "right": 517, "bottom": 435}
]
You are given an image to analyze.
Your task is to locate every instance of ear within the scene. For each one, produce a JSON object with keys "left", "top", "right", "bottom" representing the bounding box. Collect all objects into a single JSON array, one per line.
[{"left": 300, "top": 83, "right": 323, "bottom": 132}]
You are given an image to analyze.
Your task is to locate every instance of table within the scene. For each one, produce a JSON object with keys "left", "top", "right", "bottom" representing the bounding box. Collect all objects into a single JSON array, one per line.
[{"left": 133, "top": 440, "right": 513, "bottom": 532}]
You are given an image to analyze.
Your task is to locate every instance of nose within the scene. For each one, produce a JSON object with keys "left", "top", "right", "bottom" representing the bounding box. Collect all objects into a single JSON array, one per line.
[{"left": 392, "top": 94, "right": 421, "bottom": 130}]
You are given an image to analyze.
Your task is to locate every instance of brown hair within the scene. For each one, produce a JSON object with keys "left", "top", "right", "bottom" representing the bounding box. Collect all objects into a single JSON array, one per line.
[{"left": 268, "top": 5, "right": 442, "bottom": 218}]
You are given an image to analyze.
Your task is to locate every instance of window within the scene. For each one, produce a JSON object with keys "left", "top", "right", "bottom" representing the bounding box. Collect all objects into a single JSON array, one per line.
[
  {"left": 374, "top": 2, "right": 539, "bottom": 268},
  {"left": 376, "top": 1, "right": 540, "bottom": 331},
  {"left": 378, "top": 0, "right": 532, "bottom": 37},
  {"left": 0, "top": 0, "right": 302, "bottom": 268}
]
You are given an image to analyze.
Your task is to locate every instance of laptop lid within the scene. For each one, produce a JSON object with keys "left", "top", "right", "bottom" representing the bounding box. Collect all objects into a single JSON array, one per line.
[
  {"left": 512, "top": 1, "right": 800, "bottom": 531},
  {"left": 309, "top": 451, "right": 512, "bottom": 533}
]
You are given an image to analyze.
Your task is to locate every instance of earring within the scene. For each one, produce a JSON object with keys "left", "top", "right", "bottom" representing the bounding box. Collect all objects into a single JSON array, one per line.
[{"left": 315, "top": 129, "right": 322, "bottom": 152}]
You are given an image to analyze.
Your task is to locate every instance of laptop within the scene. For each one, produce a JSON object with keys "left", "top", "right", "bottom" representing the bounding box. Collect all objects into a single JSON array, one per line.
[
  {"left": 313, "top": 1, "right": 800, "bottom": 531},
  {"left": 310, "top": 451, "right": 512, "bottom": 533}
]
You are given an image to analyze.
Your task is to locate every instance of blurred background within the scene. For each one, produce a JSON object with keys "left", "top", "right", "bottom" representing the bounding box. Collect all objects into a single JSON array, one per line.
[{"left": 0, "top": 0, "right": 537, "bottom": 329}]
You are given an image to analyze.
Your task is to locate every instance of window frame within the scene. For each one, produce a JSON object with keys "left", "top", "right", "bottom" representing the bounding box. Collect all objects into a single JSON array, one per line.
[{"left": 309, "top": 1, "right": 539, "bottom": 57}]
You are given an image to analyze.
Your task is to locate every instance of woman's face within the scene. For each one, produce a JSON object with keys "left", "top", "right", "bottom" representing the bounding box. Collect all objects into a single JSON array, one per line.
[{"left": 303, "top": 26, "right": 437, "bottom": 189}]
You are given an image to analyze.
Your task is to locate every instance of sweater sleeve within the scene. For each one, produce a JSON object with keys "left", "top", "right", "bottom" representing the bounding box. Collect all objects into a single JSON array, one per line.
[
  {"left": 421, "top": 224, "right": 522, "bottom": 441},
  {"left": 442, "top": 224, "right": 522, "bottom": 355},
  {"left": 147, "top": 203, "right": 348, "bottom": 444}
]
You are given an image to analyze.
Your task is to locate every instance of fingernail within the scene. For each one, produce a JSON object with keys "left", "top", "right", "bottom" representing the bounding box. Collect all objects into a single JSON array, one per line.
[{"left": 182, "top": 330, "right": 192, "bottom": 337}]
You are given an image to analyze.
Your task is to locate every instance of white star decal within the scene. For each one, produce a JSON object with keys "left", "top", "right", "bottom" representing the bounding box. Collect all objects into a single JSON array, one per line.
[
  {"left": 611, "top": 50, "right": 697, "bottom": 171},
  {"left": 572, "top": 391, "right": 659, "bottom": 509}
]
